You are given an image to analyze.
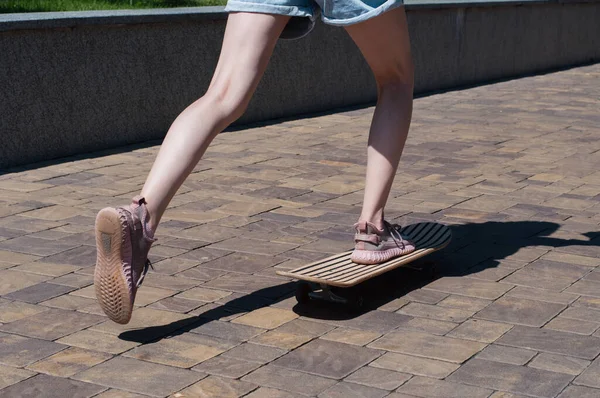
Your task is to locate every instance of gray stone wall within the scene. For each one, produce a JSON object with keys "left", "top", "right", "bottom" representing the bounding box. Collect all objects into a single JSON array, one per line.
[{"left": 1, "top": 1, "right": 599, "bottom": 169}]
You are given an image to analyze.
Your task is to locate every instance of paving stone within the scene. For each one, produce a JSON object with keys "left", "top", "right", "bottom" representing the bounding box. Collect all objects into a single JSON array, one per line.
[
  {"left": 437, "top": 295, "right": 491, "bottom": 312},
  {"left": 203, "top": 274, "right": 293, "bottom": 298},
  {"left": 222, "top": 342, "right": 287, "bottom": 364},
  {"left": 502, "top": 268, "right": 574, "bottom": 291},
  {"left": 313, "top": 310, "right": 413, "bottom": 334},
  {"left": 215, "top": 291, "right": 276, "bottom": 311},
  {"left": 566, "top": 279, "right": 600, "bottom": 297},
  {"left": 474, "top": 296, "right": 566, "bottom": 327},
  {"left": 368, "top": 330, "right": 485, "bottom": 363},
  {"left": 148, "top": 296, "right": 204, "bottom": 313},
  {"left": 41, "top": 245, "right": 96, "bottom": 267},
  {"left": 231, "top": 307, "right": 298, "bottom": 329},
  {"left": 201, "top": 252, "right": 284, "bottom": 273},
  {"left": 0, "top": 373, "right": 106, "bottom": 398},
  {"left": 0, "top": 332, "right": 66, "bottom": 366},
  {"left": 50, "top": 272, "right": 94, "bottom": 288},
  {"left": 242, "top": 364, "right": 337, "bottom": 396},
  {"left": 0, "top": 216, "right": 63, "bottom": 234},
  {"left": 0, "top": 308, "right": 103, "bottom": 340},
  {"left": 173, "top": 375, "right": 256, "bottom": 398},
  {"left": 0, "top": 364, "right": 35, "bottom": 390},
  {"left": 528, "top": 353, "right": 591, "bottom": 376},
  {"left": 152, "top": 257, "right": 202, "bottom": 275},
  {"left": 425, "top": 277, "right": 512, "bottom": 299},
  {"left": 475, "top": 344, "right": 536, "bottom": 365},
  {"left": 273, "top": 339, "right": 382, "bottom": 379},
  {"left": 344, "top": 366, "right": 411, "bottom": 390},
  {"left": 250, "top": 329, "right": 312, "bottom": 350},
  {"left": 398, "top": 302, "right": 474, "bottom": 323},
  {"left": 448, "top": 359, "right": 573, "bottom": 397},
  {"left": 528, "top": 258, "right": 591, "bottom": 279},
  {"left": 575, "top": 357, "right": 600, "bottom": 388},
  {"left": 90, "top": 308, "right": 196, "bottom": 343},
  {"left": 176, "top": 265, "right": 226, "bottom": 281},
  {"left": 192, "top": 355, "right": 261, "bottom": 379},
  {"left": 505, "top": 286, "right": 578, "bottom": 305},
  {"left": 386, "top": 394, "right": 424, "bottom": 398},
  {"left": 317, "top": 382, "right": 389, "bottom": 398},
  {"left": 244, "top": 387, "right": 304, "bottom": 398},
  {"left": 40, "top": 294, "right": 104, "bottom": 315},
  {"left": 540, "top": 251, "right": 600, "bottom": 267},
  {"left": 176, "top": 286, "right": 232, "bottom": 303},
  {"left": 215, "top": 201, "right": 281, "bottom": 217},
  {"left": 376, "top": 297, "right": 410, "bottom": 312},
  {"left": 562, "top": 306, "right": 600, "bottom": 322},
  {"left": 0, "top": 249, "right": 40, "bottom": 265},
  {"left": 27, "top": 346, "right": 112, "bottom": 377},
  {"left": 487, "top": 393, "right": 528, "bottom": 398},
  {"left": 56, "top": 329, "right": 139, "bottom": 355},
  {"left": 142, "top": 274, "right": 200, "bottom": 291},
  {"left": 447, "top": 319, "right": 512, "bottom": 343},
  {"left": 397, "top": 376, "right": 492, "bottom": 398},
  {"left": 0, "top": 270, "right": 49, "bottom": 295},
  {"left": 320, "top": 328, "right": 381, "bottom": 346},
  {"left": 177, "top": 247, "right": 233, "bottom": 264},
  {"left": 190, "top": 320, "right": 266, "bottom": 343},
  {"left": 0, "top": 300, "right": 48, "bottom": 322},
  {"left": 94, "top": 390, "right": 149, "bottom": 398},
  {"left": 276, "top": 319, "right": 335, "bottom": 337},
  {"left": 558, "top": 385, "right": 600, "bottom": 398},
  {"left": 0, "top": 235, "right": 78, "bottom": 257},
  {"left": 74, "top": 356, "right": 203, "bottom": 397},
  {"left": 125, "top": 332, "right": 236, "bottom": 368},
  {"left": 3, "top": 283, "right": 76, "bottom": 303},
  {"left": 13, "top": 261, "right": 80, "bottom": 277},
  {"left": 545, "top": 316, "right": 599, "bottom": 335},
  {"left": 370, "top": 352, "right": 459, "bottom": 378},
  {"left": 496, "top": 326, "right": 600, "bottom": 359},
  {"left": 398, "top": 317, "right": 458, "bottom": 336}
]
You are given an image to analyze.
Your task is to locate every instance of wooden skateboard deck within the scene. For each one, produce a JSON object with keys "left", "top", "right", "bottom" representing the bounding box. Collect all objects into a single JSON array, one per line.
[{"left": 276, "top": 222, "right": 451, "bottom": 309}]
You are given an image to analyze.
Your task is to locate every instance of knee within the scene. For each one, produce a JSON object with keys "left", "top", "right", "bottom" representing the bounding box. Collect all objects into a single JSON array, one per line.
[
  {"left": 204, "top": 84, "right": 250, "bottom": 122},
  {"left": 374, "top": 58, "right": 415, "bottom": 95}
]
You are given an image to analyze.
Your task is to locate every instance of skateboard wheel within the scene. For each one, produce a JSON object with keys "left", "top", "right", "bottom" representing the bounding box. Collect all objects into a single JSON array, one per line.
[
  {"left": 348, "top": 294, "right": 365, "bottom": 312},
  {"left": 295, "top": 282, "right": 311, "bottom": 304}
]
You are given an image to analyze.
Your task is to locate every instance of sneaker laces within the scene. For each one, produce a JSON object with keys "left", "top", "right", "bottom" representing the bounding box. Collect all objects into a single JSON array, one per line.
[
  {"left": 384, "top": 220, "right": 408, "bottom": 250},
  {"left": 135, "top": 259, "right": 154, "bottom": 288}
]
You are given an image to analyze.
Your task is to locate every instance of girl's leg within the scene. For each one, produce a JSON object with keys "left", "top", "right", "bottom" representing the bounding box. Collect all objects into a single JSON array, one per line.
[
  {"left": 345, "top": 7, "right": 414, "bottom": 229},
  {"left": 95, "top": 12, "right": 289, "bottom": 324},
  {"left": 141, "top": 12, "right": 291, "bottom": 231},
  {"left": 345, "top": 7, "right": 416, "bottom": 264}
]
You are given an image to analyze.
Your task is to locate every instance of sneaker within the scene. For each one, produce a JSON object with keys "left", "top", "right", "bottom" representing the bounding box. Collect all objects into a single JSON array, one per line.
[
  {"left": 350, "top": 220, "right": 416, "bottom": 265},
  {"left": 94, "top": 195, "right": 156, "bottom": 324}
]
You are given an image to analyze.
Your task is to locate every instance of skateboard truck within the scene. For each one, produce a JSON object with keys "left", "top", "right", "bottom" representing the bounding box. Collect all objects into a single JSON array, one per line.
[{"left": 296, "top": 282, "right": 365, "bottom": 312}]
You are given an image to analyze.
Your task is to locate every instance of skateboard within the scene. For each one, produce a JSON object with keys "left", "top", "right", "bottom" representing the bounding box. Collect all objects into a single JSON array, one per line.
[{"left": 276, "top": 222, "right": 451, "bottom": 311}]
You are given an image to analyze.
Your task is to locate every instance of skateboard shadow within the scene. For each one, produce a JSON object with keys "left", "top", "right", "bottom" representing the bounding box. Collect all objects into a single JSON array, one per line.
[{"left": 118, "top": 220, "right": 600, "bottom": 343}]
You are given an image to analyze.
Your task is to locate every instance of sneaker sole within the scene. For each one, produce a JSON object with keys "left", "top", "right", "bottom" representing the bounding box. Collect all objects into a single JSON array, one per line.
[
  {"left": 350, "top": 246, "right": 416, "bottom": 265},
  {"left": 94, "top": 207, "right": 133, "bottom": 324}
]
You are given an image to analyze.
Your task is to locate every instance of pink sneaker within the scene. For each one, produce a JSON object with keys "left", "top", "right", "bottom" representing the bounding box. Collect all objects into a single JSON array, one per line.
[
  {"left": 94, "top": 196, "right": 156, "bottom": 324},
  {"left": 350, "top": 220, "right": 416, "bottom": 265}
]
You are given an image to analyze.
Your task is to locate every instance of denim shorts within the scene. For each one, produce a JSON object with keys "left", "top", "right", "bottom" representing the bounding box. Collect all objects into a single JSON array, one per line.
[{"left": 224, "top": 0, "right": 404, "bottom": 39}]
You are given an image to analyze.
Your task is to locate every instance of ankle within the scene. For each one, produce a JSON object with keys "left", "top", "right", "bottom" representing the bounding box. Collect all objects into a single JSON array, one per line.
[{"left": 357, "top": 217, "right": 385, "bottom": 231}]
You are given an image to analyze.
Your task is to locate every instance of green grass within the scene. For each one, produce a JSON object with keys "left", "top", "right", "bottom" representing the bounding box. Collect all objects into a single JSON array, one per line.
[{"left": 0, "top": 0, "right": 226, "bottom": 13}]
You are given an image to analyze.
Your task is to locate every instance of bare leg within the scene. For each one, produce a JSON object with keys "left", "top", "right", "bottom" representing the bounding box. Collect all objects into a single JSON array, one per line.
[
  {"left": 345, "top": 7, "right": 414, "bottom": 229},
  {"left": 140, "top": 12, "right": 290, "bottom": 231}
]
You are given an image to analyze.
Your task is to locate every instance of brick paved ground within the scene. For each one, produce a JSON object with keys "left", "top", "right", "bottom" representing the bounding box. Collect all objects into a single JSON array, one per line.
[{"left": 0, "top": 64, "right": 599, "bottom": 397}]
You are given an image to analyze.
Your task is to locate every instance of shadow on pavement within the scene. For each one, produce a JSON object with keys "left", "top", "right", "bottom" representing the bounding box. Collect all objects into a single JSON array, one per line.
[{"left": 119, "top": 220, "right": 600, "bottom": 343}]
